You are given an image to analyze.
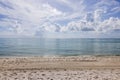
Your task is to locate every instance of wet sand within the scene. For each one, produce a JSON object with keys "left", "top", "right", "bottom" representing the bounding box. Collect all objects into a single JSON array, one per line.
[{"left": 0, "top": 56, "right": 120, "bottom": 80}]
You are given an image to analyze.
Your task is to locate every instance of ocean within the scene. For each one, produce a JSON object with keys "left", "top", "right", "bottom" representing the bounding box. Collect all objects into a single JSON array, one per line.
[{"left": 0, "top": 38, "right": 120, "bottom": 56}]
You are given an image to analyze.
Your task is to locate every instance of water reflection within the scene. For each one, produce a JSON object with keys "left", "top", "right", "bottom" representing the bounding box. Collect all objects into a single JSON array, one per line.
[{"left": 0, "top": 38, "right": 120, "bottom": 56}]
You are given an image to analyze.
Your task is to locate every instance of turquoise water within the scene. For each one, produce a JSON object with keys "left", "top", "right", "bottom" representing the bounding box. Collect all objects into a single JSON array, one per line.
[{"left": 0, "top": 38, "right": 120, "bottom": 56}]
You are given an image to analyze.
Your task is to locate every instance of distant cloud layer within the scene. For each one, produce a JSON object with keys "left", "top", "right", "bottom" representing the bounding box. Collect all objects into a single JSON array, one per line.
[{"left": 0, "top": 0, "right": 120, "bottom": 38}]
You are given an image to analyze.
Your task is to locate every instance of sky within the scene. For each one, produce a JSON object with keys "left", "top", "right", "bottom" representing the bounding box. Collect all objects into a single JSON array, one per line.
[{"left": 0, "top": 0, "right": 120, "bottom": 38}]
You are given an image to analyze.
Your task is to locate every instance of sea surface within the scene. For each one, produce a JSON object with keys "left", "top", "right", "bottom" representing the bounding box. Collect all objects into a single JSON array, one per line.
[{"left": 0, "top": 38, "right": 120, "bottom": 56}]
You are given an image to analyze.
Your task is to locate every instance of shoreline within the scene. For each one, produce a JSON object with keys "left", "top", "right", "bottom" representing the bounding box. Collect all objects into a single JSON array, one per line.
[
  {"left": 0, "top": 55, "right": 120, "bottom": 70},
  {"left": 0, "top": 54, "right": 120, "bottom": 58}
]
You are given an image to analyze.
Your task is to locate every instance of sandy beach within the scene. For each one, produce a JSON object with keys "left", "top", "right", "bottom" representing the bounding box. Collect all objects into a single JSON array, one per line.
[{"left": 0, "top": 56, "right": 120, "bottom": 80}]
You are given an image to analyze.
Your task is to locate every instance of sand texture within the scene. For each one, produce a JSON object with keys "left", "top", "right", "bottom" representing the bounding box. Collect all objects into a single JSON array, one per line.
[{"left": 0, "top": 56, "right": 120, "bottom": 80}]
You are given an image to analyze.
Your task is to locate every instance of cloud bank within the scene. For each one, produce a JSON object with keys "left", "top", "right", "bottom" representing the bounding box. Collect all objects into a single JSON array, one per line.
[{"left": 0, "top": 0, "right": 120, "bottom": 38}]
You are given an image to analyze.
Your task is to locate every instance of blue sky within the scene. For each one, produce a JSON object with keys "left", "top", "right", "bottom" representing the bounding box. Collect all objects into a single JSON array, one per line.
[{"left": 0, "top": 0, "right": 120, "bottom": 38}]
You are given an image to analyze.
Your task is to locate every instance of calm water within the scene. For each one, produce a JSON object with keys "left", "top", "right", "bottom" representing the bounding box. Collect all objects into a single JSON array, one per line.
[{"left": 0, "top": 38, "right": 120, "bottom": 56}]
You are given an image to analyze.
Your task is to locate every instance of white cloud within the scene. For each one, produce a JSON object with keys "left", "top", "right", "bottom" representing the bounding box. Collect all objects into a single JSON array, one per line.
[
  {"left": 41, "top": 22, "right": 61, "bottom": 32},
  {"left": 97, "top": 17, "right": 120, "bottom": 32},
  {"left": 0, "top": 0, "right": 120, "bottom": 38},
  {"left": 0, "top": 0, "right": 63, "bottom": 36},
  {"left": 94, "top": 9, "right": 106, "bottom": 22},
  {"left": 59, "top": 9, "right": 120, "bottom": 33}
]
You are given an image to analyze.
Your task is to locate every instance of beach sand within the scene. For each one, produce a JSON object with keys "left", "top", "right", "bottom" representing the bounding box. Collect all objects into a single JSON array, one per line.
[{"left": 0, "top": 56, "right": 120, "bottom": 80}]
